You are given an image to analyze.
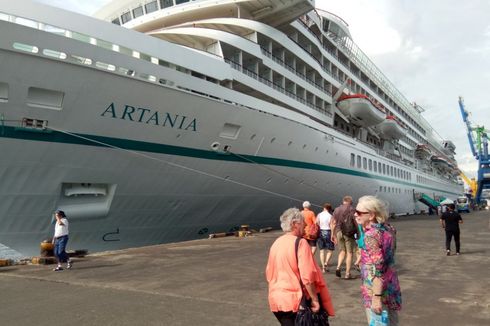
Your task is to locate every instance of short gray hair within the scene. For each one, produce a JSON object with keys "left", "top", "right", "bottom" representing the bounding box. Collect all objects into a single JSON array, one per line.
[
  {"left": 358, "top": 195, "right": 389, "bottom": 223},
  {"left": 280, "top": 208, "right": 304, "bottom": 232}
]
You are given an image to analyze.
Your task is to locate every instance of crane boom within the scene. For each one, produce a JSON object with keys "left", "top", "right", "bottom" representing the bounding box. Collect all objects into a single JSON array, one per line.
[{"left": 458, "top": 97, "right": 478, "bottom": 159}]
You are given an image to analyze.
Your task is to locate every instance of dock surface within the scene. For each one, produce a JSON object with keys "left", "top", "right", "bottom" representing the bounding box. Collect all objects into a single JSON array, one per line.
[{"left": 1, "top": 210, "right": 489, "bottom": 325}]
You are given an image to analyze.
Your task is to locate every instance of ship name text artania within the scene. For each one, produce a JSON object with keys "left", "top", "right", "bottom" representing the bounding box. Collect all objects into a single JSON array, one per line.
[{"left": 101, "top": 103, "right": 197, "bottom": 131}]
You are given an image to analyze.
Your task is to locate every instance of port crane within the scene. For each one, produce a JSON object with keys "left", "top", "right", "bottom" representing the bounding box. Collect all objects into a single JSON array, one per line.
[
  {"left": 458, "top": 96, "right": 490, "bottom": 204},
  {"left": 459, "top": 171, "right": 477, "bottom": 196}
]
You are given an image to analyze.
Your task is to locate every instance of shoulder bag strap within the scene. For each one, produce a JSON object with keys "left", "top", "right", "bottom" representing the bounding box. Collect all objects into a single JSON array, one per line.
[{"left": 295, "top": 237, "right": 308, "bottom": 308}]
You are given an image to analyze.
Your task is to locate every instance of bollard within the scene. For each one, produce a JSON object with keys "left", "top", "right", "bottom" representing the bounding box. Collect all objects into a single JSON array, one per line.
[
  {"left": 40, "top": 239, "right": 54, "bottom": 257},
  {"left": 238, "top": 224, "right": 249, "bottom": 237}
]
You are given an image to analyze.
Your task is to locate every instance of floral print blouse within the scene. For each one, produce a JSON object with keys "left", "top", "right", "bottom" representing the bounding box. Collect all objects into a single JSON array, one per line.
[{"left": 360, "top": 223, "right": 402, "bottom": 311}]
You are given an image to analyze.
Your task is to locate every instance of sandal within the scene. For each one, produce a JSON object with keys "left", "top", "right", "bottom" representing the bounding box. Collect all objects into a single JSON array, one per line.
[{"left": 344, "top": 273, "right": 353, "bottom": 279}]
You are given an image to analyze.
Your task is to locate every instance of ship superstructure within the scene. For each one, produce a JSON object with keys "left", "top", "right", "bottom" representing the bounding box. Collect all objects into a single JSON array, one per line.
[{"left": 0, "top": 0, "right": 461, "bottom": 256}]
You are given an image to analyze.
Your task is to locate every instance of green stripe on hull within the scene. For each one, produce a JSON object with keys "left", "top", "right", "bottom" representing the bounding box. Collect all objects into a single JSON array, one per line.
[{"left": 0, "top": 126, "right": 461, "bottom": 196}]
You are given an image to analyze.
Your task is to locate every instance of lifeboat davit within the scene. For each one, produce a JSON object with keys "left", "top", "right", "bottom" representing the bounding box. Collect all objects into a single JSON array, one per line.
[
  {"left": 374, "top": 115, "right": 408, "bottom": 140},
  {"left": 415, "top": 144, "right": 432, "bottom": 160},
  {"left": 336, "top": 94, "right": 386, "bottom": 127}
]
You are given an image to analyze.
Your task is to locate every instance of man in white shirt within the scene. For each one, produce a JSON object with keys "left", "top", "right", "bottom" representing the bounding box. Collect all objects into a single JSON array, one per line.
[
  {"left": 316, "top": 203, "right": 335, "bottom": 273},
  {"left": 52, "top": 210, "right": 72, "bottom": 271}
]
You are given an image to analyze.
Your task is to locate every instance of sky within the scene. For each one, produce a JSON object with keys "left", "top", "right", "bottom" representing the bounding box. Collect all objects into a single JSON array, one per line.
[{"left": 34, "top": 0, "right": 490, "bottom": 179}]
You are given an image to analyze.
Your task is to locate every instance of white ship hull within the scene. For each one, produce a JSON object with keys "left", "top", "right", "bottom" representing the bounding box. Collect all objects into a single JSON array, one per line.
[{"left": 0, "top": 1, "right": 462, "bottom": 256}]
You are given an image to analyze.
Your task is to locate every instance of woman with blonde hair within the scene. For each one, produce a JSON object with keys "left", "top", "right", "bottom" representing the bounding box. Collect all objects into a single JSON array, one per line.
[
  {"left": 354, "top": 196, "right": 401, "bottom": 325},
  {"left": 266, "top": 208, "right": 335, "bottom": 325}
]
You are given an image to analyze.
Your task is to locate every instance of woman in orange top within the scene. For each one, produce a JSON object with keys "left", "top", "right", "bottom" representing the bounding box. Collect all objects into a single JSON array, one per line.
[
  {"left": 301, "top": 201, "right": 318, "bottom": 254},
  {"left": 266, "top": 207, "right": 335, "bottom": 325}
]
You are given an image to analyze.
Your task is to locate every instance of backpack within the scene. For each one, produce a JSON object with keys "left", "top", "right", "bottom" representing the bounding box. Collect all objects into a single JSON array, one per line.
[
  {"left": 306, "top": 222, "right": 319, "bottom": 240},
  {"left": 340, "top": 209, "right": 358, "bottom": 238}
]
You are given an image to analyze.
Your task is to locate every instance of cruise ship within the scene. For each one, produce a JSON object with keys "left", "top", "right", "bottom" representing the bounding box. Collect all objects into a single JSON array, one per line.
[{"left": 0, "top": 0, "right": 462, "bottom": 256}]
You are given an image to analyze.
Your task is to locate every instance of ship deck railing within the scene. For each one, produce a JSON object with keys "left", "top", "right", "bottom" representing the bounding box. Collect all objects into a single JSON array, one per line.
[
  {"left": 225, "top": 59, "right": 331, "bottom": 117},
  {"left": 259, "top": 47, "right": 333, "bottom": 96},
  {"left": 296, "top": 17, "right": 446, "bottom": 146},
  {"left": 296, "top": 17, "right": 450, "bottom": 151}
]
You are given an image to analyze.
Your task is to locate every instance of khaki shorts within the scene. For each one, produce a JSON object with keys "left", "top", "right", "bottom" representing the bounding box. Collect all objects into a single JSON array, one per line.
[{"left": 336, "top": 230, "right": 357, "bottom": 253}]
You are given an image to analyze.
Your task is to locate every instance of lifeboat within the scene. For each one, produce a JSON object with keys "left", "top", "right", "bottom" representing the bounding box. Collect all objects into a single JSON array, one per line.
[
  {"left": 336, "top": 94, "right": 386, "bottom": 127},
  {"left": 431, "top": 156, "right": 450, "bottom": 170},
  {"left": 374, "top": 115, "right": 408, "bottom": 140},
  {"left": 415, "top": 144, "right": 432, "bottom": 160}
]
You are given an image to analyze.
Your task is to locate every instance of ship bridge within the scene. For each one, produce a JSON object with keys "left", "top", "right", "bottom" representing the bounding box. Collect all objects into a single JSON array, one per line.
[{"left": 96, "top": 0, "right": 315, "bottom": 33}]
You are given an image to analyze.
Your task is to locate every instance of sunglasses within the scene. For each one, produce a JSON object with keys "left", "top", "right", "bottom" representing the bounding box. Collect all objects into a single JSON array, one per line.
[{"left": 355, "top": 210, "right": 370, "bottom": 215}]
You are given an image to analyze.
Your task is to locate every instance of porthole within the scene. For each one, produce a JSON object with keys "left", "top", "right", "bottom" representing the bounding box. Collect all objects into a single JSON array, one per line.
[
  {"left": 270, "top": 137, "right": 276, "bottom": 143},
  {"left": 250, "top": 134, "right": 256, "bottom": 140}
]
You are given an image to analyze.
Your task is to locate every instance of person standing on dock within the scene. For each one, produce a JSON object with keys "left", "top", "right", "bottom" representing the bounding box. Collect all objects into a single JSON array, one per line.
[
  {"left": 354, "top": 196, "right": 402, "bottom": 325},
  {"left": 316, "top": 203, "right": 335, "bottom": 273},
  {"left": 266, "top": 208, "right": 335, "bottom": 325},
  {"left": 52, "top": 210, "right": 72, "bottom": 271},
  {"left": 301, "top": 201, "right": 318, "bottom": 254},
  {"left": 331, "top": 196, "right": 358, "bottom": 279},
  {"left": 440, "top": 203, "right": 463, "bottom": 256}
]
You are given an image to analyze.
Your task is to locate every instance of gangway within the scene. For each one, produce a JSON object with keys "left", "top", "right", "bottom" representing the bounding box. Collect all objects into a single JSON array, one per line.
[
  {"left": 414, "top": 192, "right": 440, "bottom": 210},
  {"left": 458, "top": 97, "right": 490, "bottom": 204}
]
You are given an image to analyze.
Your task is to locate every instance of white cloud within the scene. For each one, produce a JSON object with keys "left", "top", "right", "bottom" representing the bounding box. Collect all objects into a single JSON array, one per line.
[
  {"left": 34, "top": 0, "right": 111, "bottom": 15},
  {"left": 316, "top": 0, "right": 401, "bottom": 55}
]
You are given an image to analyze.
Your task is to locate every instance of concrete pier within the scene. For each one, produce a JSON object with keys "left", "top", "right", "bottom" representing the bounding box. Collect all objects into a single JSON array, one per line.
[{"left": 0, "top": 210, "right": 489, "bottom": 325}]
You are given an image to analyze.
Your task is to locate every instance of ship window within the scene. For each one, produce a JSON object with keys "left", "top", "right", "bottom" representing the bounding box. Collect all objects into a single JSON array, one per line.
[
  {"left": 176, "top": 0, "right": 190, "bottom": 4},
  {"left": 0, "top": 82, "right": 8, "bottom": 102},
  {"left": 373, "top": 161, "right": 377, "bottom": 173},
  {"left": 350, "top": 154, "right": 355, "bottom": 167},
  {"left": 133, "top": 6, "right": 144, "bottom": 18},
  {"left": 363, "top": 157, "right": 367, "bottom": 169},
  {"left": 390, "top": 166, "right": 394, "bottom": 176},
  {"left": 111, "top": 18, "right": 120, "bottom": 25},
  {"left": 357, "top": 155, "right": 361, "bottom": 168},
  {"left": 145, "top": 1, "right": 159, "bottom": 13},
  {"left": 27, "top": 87, "right": 64, "bottom": 110},
  {"left": 368, "top": 159, "right": 372, "bottom": 171},
  {"left": 43, "top": 49, "right": 67, "bottom": 60},
  {"left": 379, "top": 186, "right": 382, "bottom": 192},
  {"left": 121, "top": 11, "right": 132, "bottom": 24},
  {"left": 160, "top": 0, "right": 173, "bottom": 8},
  {"left": 378, "top": 162, "right": 382, "bottom": 173},
  {"left": 13, "top": 42, "right": 38, "bottom": 53},
  {"left": 382, "top": 164, "right": 386, "bottom": 175}
]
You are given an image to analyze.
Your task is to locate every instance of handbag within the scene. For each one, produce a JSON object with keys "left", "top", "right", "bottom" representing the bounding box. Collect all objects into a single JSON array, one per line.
[{"left": 294, "top": 237, "right": 330, "bottom": 326}]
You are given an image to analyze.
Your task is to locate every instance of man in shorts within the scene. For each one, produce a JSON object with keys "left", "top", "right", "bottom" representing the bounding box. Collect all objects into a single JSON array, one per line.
[
  {"left": 331, "top": 196, "right": 358, "bottom": 279},
  {"left": 317, "top": 203, "right": 335, "bottom": 272}
]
